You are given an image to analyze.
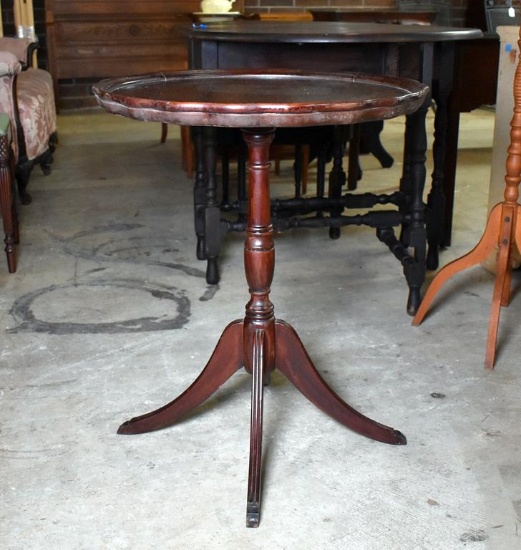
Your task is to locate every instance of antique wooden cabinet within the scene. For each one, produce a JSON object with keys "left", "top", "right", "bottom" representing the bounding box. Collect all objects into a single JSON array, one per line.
[{"left": 45, "top": 0, "right": 205, "bottom": 107}]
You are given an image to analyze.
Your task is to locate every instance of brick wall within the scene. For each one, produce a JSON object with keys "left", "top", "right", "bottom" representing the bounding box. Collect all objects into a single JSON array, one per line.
[
  {"left": 241, "top": 0, "right": 510, "bottom": 27},
  {"left": 244, "top": 0, "right": 396, "bottom": 12}
]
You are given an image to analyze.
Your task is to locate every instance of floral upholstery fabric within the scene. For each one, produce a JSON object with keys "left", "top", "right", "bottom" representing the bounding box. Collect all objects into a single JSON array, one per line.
[
  {"left": 17, "top": 68, "right": 57, "bottom": 160},
  {"left": 0, "top": 38, "right": 56, "bottom": 162},
  {"left": 0, "top": 51, "right": 23, "bottom": 75},
  {"left": 0, "top": 37, "right": 33, "bottom": 66},
  {"left": 0, "top": 51, "right": 22, "bottom": 160}
]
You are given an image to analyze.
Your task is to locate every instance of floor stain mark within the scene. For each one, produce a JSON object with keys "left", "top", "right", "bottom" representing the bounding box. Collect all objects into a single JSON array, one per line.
[
  {"left": 8, "top": 279, "right": 190, "bottom": 334},
  {"left": 57, "top": 224, "right": 207, "bottom": 279},
  {"left": 459, "top": 529, "right": 488, "bottom": 542},
  {"left": 199, "top": 285, "right": 220, "bottom": 302}
]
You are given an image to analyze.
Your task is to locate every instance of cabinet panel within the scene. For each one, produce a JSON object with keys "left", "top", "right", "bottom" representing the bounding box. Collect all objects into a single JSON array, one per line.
[{"left": 45, "top": 0, "right": 205, "bottom": 101}]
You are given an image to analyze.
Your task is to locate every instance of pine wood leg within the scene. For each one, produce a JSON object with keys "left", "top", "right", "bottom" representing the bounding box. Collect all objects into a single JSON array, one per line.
[
  {"left": 414, "top": 203, "right": 521, "bottom": 370},
  {"left": 412, "top": 204, "right": 504, "bottom": 326},
  {"left": 485, "top": 238, "right": 510, "bottom": 370},
  {"left": 484, "top": 204, "right": 516, "bottom": 369}
]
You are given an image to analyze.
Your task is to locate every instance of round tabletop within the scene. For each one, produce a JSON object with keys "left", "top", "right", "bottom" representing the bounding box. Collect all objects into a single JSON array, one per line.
[
  {"left": 187, "top": 21, "right": 483, "bottom": 44},
  {"left": 92, "top": 69, "right": 429, "bottom": 128}
]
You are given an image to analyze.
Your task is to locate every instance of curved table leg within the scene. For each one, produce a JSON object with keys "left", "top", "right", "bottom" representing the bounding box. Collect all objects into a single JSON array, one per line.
[
  {"left": 274, "top": 320, "right": 406, "bottom": 445},
  {"left": 246, "top": 329, "right": 265, "bottom": 528},
  {"left": 118, "top": 319, "right": 244, "bottom": 434}
]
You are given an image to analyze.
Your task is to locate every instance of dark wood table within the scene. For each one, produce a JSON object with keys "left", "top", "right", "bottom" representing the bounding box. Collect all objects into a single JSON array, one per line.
[
  {"left": 93, "top": 68, "right": 428, "bottom": 527},
  {"left": 186, "top": 21, "right": 482, "bottom": 314},
  {"left": 442, "top": 33, "right": 499, "bottom": 244}
]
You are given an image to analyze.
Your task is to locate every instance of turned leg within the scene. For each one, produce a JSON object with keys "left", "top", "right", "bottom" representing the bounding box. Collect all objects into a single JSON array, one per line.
[
  {"left": 376, "top": 105, "right": 428, "bottom": 316},
  {"left": 202, "top": 127, "right": 221, "bottom": 284},
  {"left": 328, "top": 126, "right": 346, "bottom": 240},
  {"left": 347, "top": 124, "right": 361, "bottom": 191},
  {"left": 240, "top": 128, "right": 276, "bottom": 527},
  {"left": 0, "top": 130, "right": 16, "bottom": 272},
  {"left": 193, "top": 127, "right": 207, "bottom": 261},
  {"left": 402, "top": 106, "right": 429, "bottom": 315},
  {"left": 426, "top": 41, "right": 454, "bottom": 265},
  {"left": 426, "top": 89, "right": 448, "bottom": 271}
]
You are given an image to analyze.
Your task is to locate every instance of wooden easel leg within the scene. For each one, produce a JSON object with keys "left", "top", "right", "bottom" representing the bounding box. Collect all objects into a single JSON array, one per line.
[
  {"left": 412, "top": 204, "right": 503, "bottom": 326},
  {"left": 414, "top": 202, "right": 521, "bottom": 370},
  {"left": 418, "top": 25, "right": 521, "bottom": 368},
  {"left": 484, "top": 204, "right": 516, "bottom": 369},
  {"left": 485, "top": 247, "right": 509, "bottom": 369}
]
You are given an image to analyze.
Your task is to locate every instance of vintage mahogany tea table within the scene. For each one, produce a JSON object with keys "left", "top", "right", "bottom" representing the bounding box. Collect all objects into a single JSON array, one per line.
[{"left": 92, "top": 69, "right": 428, "bottom": 527}]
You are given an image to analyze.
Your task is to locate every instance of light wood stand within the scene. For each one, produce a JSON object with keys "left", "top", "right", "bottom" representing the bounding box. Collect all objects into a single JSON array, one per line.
[{"left": 412, "top": 29, "right": 521, "bottom": 369}]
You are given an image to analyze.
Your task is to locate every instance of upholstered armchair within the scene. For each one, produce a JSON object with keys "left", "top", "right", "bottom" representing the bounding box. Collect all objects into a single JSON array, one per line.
[{"left": 0, "top": 37, "right": 57, "bottom": 204}]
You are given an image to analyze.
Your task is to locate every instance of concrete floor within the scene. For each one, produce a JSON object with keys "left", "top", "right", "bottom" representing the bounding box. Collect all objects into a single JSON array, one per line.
[{"left": 1, "top": 107, "right": 520, "bottom": 549}]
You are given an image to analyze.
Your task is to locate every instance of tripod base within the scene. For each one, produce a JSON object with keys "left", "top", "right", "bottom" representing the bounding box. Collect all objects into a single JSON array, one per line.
[
  {"left": 118, "top": 318, "right": 406, "bottom": 526},
  {"left": 413, "top": 202, "right": 521, "bottom": 369}
]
